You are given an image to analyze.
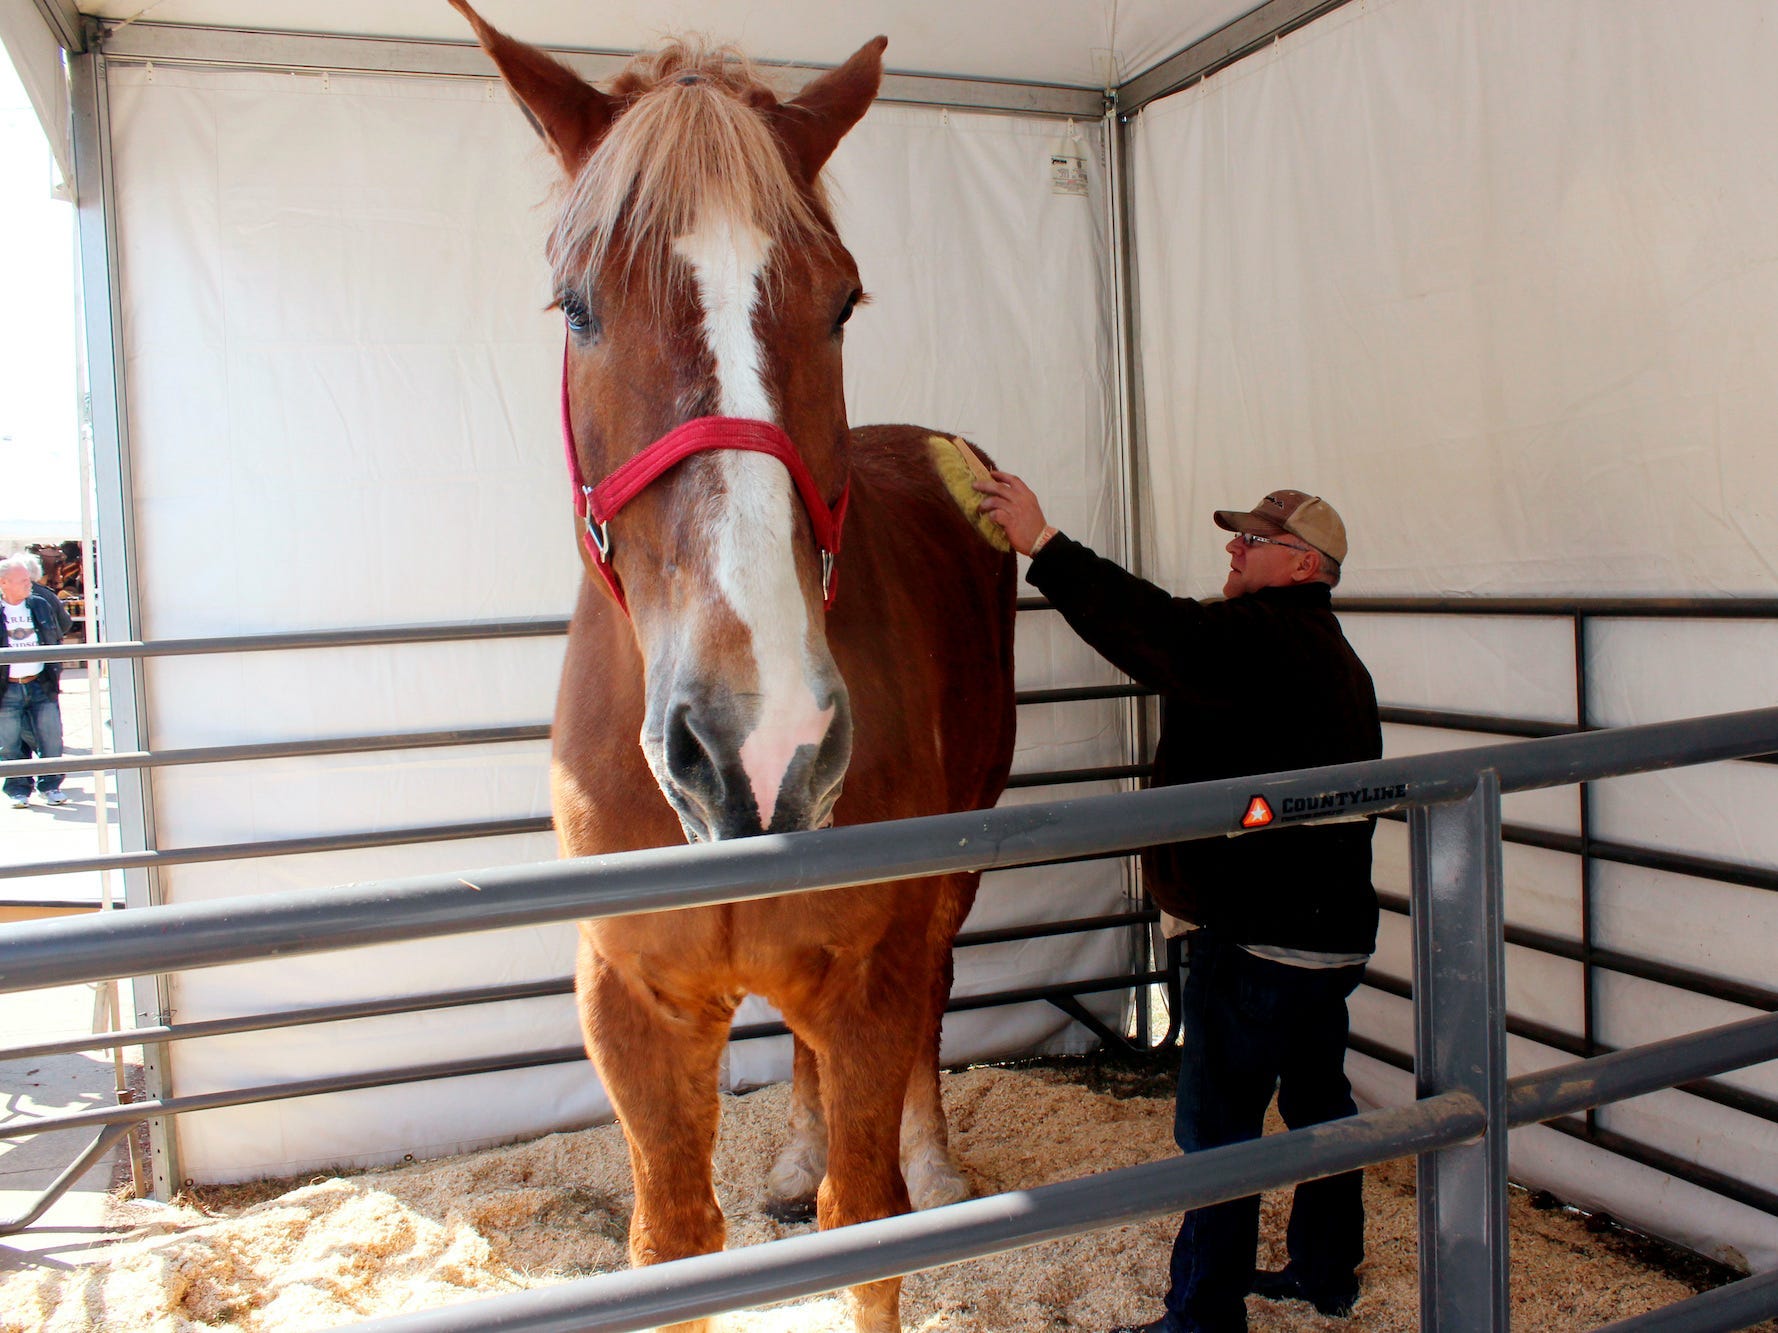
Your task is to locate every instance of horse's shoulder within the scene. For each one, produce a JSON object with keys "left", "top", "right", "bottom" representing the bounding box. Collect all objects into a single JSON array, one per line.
[{"left": 848, "top": 424, "right": 1010, "bottom": 552}]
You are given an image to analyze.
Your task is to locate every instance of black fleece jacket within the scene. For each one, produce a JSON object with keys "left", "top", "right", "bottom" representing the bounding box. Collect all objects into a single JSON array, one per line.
[{"left": 1028, "top": 532, "right": 1381, "bottom": 955}]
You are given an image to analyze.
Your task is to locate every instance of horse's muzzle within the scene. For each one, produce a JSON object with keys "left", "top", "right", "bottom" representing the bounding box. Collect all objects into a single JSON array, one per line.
[{"left": 645, "top": 684, "right": 852, "bottom": 842}]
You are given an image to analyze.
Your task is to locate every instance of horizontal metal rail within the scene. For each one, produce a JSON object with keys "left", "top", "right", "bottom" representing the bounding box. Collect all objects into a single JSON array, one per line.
[
  {"left": 0, "top": 723, "right": 554, "bottom": 781},
  {"left": 1118, "top": 0, "right": 1358, "bottom": 112},
  {"left": 6, "top": 707, "right": 1777, "bottom": 996},
  {"left": 1510, "top": 1012, "right": 1778, "bottom": 1222},
  {"left": 1351, "top": 1000, "right": 1778, "bottom": 1220},
  {"left": 1361, "top": 965, "right": 1778, "bottom": 1164},
  {"left": 13, "top": 694, "right": 1771, "bottom": 787},
  {"left": 1351, "top": 1024, "right": 1778, "bottom": 1202},
  {"left": 0, "top": 616, "right": 569, "bottom": 667},
  {"left": 0, "top": 972, "right": 1164, "bottom": 1142},
  {"left": 1005, "top": 762, "right": 1150, "bottom": 788},
  {"left": 1019, "top": 593, "right": 1778, "bottom": 620},
  {"left": 0, "top": 686, "right": 1144, "bottom": 781},
  {"left": 1376, "top": 887, "right": 1778, "bottom": 1012},
  {"left": 342, "top": 1093, "right": 1487, "bottom": 1333},
  {"left": 1335, "top": 596, "right": 1778, "bottom": 619},
  {"left": 95, "top": 22, "right": 1109, "bottom": 119},
  {"left": 1379, "top": 705, "right": 1577, "bottom": 739},
  {"left": 20, "top": 734, "right": 1764, "bottom": 913},
  {"left": 0, "top": 815, "right": 555, "bottom": 882},
  {"left": 0, "top": 826, "right": 1135, "bottom": 891},
  {"left": 1363, "top": 967, "right": 1588, "bottom": 1059},
  {"left": 0, "top": 910, "right": 1155, "bottom": 1063},
  {"left": 7, "top": 593, "right": 1769, "bottom": 672},
  {"left": 1547, "top": 1119, "right": 1778, "bottom": 1219}
]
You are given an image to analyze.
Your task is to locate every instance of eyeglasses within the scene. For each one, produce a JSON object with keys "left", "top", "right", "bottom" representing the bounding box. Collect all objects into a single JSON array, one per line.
[{"left": 1236, "top": 532, "right": 1314, "bottom": 555}]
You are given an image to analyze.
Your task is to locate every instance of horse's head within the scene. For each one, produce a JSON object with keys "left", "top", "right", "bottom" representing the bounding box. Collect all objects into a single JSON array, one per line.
[{"left": 455, "top": 2, "right": 879, "bottom": 843}]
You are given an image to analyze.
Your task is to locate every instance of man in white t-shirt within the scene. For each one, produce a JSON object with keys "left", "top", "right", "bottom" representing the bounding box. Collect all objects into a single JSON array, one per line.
[{"left": 1, "top": 555, "right": 69, "bottom": 807}]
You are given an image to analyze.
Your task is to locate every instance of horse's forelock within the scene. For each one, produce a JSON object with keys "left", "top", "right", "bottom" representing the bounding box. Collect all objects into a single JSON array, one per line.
[{"left": 548, "top": 40, "right": 828, "bottom": 298}]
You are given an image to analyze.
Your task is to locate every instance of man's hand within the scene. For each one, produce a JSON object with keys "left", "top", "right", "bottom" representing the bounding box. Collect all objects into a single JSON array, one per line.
[{"left": 974, "top": 471, "right": 1054, "bottom": 557}]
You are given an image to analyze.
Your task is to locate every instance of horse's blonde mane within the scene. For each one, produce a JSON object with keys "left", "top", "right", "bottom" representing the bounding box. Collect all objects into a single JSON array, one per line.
[{"left": 549, "top": 41, "right": 827, "bottom": 293}]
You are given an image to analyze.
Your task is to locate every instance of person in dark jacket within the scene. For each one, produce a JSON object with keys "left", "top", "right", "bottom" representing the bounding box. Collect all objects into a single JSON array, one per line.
[
  {"left": 23, "top": 549, "right": 74, "bottom": 636},
  {"left": 976, "top": 475, "right": 1381, "bottom": 1333},
  {"left": 1, "top": 555, "right": 69, "bottom": 807}
]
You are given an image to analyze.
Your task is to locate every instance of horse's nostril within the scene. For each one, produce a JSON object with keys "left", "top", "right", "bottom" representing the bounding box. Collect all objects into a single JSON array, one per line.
[
  {"left": 652, "top": 687, "right": 851, "bottom": 839},
  {"left": 664, "top": 701, "right": 715, "bottom": 792}
]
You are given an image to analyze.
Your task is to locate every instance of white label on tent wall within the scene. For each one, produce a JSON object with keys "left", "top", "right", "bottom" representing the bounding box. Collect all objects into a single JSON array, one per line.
[
  {"left": 1050, "top": 151, "right": 1088, "bottom": 195},
  {"left": 1050, "top": 121, "right": 1089, "bottom": 196}
]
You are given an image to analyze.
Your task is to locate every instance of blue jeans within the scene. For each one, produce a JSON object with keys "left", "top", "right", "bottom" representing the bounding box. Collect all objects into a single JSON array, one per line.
[
  {"left": 1160, "top": 930, "right": 1367, "bottom": 1332},
  {"left": 1, "top": 677, "right": 64, "bottom": 798}
]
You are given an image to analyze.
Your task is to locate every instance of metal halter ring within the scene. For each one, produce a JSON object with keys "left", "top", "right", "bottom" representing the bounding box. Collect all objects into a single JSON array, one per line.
[{"left": 582, "top": 487, "right": 612, "bottom": 560}]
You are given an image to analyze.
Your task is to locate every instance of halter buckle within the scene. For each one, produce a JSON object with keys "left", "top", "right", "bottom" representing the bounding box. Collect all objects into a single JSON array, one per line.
[
  {"left": 582, "top": 487, "right": 612, "bottom": 561},
  {"left": 820, "top": 548, "right": 836, "bottom": 602}
]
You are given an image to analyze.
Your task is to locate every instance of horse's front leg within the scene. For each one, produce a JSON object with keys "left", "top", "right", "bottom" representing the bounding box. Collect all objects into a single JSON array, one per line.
[
  {"left": 577, "top": 933, "right": 732, "bottom": 1333},
  {"left": 900, "top": 872, "right": 977, "bottom": 1211},
  {"left": 781, "top": 946, "right": 931, "bottom": 1333},
  {"left": 764, "top": 1034, "right": 827, "bottom": 1221}
]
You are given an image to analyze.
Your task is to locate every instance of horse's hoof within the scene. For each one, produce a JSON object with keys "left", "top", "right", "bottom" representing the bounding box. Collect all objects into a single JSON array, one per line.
[
  {"left": 908, "top": 1173, "right": 970, "bottom": 1211},
  {"left": 905, "top": 1152, "right": 971, "bottom": 1211},
  {"left": 761, "top": 1196, "right": 818, "bottom": 1224},
  {"left": 766, "top": 1143, "right": 826, "bottom": 1210}
]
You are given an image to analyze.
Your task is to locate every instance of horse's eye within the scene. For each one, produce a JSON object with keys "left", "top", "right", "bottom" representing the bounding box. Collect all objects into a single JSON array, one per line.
[
  {"left": 833, "top": 289, "right": 861, "bottom": 334},
  {"left": 561, "top": 291, "right": 600, "bottom": 339}
]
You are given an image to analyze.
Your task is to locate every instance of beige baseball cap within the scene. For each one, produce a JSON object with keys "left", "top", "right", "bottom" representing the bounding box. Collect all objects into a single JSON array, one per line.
[{"left": 1213, "top": 489, "right": 1347, "bottom": 565}]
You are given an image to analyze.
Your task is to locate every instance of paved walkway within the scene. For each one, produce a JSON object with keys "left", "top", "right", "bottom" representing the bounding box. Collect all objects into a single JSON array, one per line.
[{"left": 0, "top": 665, "right": 141, "bottom": 1270}]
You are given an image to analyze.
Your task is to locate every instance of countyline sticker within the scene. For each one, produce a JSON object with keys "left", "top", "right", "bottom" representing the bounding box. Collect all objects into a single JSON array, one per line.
[{"left": 1276, "top": 782, "right": 1408, "bottom": 819}]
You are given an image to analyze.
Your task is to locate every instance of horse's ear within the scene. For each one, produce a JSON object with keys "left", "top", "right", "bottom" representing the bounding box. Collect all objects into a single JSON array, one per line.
[
  {"left": 450, "top": 0, "right": 615, "bottom": 176},
  {"left": 772, "top": 36, "right": 888, "bottom": 183}
]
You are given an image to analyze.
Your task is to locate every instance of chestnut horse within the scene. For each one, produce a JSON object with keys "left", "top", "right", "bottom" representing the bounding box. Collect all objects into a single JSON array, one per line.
[{"left": 453, "top": 5, "right": 1017, "bottom": 1330}]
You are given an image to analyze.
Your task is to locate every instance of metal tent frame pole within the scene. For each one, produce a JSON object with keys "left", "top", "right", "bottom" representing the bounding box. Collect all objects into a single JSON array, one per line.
[
  {"left": 1411, "top": 774, "right": 1510, "bottom": 1330},
  {"left": 68, "top": 35, "right": 176, "bottom": 1198}
]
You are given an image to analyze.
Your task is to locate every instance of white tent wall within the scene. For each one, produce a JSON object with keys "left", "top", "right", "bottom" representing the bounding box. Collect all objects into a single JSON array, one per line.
[
  {"left": 102, "top": 60, "right": 1128, "bottom": 1183},
  {"left": 1129, "top": 0, "right": 1778, "bottom": 1271}
]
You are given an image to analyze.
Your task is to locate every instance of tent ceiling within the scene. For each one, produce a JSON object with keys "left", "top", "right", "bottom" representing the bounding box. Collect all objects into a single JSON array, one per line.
[{"left": 79, "top": 0, "right": 1260, "bottom": 88}]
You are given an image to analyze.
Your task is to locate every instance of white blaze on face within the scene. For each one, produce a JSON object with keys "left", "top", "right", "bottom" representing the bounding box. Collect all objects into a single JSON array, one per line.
[{"left": 674, "top": 214, "right": 835, "bottom": 831}]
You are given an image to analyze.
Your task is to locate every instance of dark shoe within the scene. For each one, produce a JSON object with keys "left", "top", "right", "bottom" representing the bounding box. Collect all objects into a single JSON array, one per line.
[{"left": 1250, "top": 1268, "right": 1359, "bottom": 1318}]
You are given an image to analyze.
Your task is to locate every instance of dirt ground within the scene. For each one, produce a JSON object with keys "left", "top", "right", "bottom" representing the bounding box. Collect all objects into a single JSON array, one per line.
[{"left": 1, "top": 1059, "right": 1769, "bottom": 1332}]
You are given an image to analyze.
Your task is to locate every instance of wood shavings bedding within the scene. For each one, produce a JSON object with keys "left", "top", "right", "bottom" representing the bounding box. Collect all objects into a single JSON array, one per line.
[{"left": 2, "top": 1066, "right": 1764, "bottom": 1332}]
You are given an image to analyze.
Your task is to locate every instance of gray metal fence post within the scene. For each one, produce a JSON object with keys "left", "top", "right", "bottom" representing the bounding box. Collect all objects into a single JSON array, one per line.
[{"left": 1409, "top": 770, "right": 1509, "bottom": 1330}]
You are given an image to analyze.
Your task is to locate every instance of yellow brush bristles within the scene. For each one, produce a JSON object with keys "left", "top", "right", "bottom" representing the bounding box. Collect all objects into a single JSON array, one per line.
[{"left": 926, "top": 434, "right": 1011, "bottom": 551}]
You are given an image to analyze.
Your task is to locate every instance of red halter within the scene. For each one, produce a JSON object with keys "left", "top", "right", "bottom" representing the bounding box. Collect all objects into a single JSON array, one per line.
[{"left": 560, "top": 344, "right": 850, "bottom": 616}]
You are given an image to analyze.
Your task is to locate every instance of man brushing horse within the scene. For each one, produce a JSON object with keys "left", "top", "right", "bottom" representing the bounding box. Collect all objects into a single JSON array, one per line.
[{"left": 977, "top": 473, "right": 1380, "bottom": 1333}]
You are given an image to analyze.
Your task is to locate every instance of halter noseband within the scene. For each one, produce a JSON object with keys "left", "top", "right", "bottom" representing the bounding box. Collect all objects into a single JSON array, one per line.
[{"left": 560, "top": 344, "right": 850, "bottom": 616}]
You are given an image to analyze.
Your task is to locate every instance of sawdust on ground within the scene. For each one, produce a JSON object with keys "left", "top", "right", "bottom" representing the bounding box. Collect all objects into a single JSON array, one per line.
[{"left": 1, "top": 1066, "right": 1766, "bottom": 1332}]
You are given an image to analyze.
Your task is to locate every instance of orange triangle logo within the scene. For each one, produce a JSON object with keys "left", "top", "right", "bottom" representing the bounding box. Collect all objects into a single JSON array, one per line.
[{"left": 1241, "top": 796, "right": 1274, "bottom": 829}]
